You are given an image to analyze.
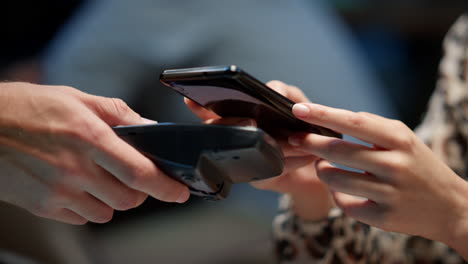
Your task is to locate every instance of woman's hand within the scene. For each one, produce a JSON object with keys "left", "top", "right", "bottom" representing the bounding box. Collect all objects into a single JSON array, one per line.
[
  {"left": 185, "top": 81, "right": 335, "bottom": 220},
  {"left": 0, "top": 83, "right": 190, "bottom": 225},
  {"left": 288, "top": 102, "right": 468, "bottom": 247}
]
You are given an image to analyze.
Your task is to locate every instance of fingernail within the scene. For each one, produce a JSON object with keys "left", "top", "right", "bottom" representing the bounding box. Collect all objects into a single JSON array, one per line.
[
  {"left": 176, "top": 190, "right": 190, "bottom": 203},
  {"left": 292, "top": 104, "right": 310, "bottom": 118},
  {"left": 289, "top": 135, "right": 301, "bottom": 146},
  {"left": 236, "top": 119, "right": 257, "bottom": 127},
  {"left": 142, "top": 118, "right": 157, "bottom": 124}
]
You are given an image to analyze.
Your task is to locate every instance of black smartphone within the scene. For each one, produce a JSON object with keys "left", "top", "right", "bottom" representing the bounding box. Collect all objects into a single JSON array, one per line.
[{"left": 160, "top": 65, "right": 341, "bottom": 138}]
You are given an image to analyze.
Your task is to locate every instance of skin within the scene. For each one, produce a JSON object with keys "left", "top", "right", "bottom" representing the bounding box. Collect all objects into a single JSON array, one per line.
[
  {"left": 186, "top": 80, "right": 468, "bottom": 259},
  {"left": 289, "top": 101, "right": 468, "bottom": 258},
  {"left": 0, "top": 82, "right": 190, "bottom": 225}
]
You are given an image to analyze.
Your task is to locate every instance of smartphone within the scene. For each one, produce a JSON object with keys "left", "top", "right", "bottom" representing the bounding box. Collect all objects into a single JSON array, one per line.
[{"left": 160, "top": 65, "right": 341, "bottom": 139}]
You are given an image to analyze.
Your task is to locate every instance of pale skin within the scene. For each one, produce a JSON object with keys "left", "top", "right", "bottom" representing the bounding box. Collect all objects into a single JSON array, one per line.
[
  {"left": 186, "top": 80, "right": 468, "bottom": 260},
  {"left": 0, "top": 82, "right": 190, "bottom": 225}
]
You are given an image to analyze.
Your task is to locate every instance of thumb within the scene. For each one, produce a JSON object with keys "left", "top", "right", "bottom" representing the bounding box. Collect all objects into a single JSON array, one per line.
[{"left": 84, "top": 95, "right": 155, "bottom": 126}]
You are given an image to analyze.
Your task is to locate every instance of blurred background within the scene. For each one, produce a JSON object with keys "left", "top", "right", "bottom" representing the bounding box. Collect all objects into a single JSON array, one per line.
[{"left": 0, "top": 0, "right": 465, "bottom": 263}]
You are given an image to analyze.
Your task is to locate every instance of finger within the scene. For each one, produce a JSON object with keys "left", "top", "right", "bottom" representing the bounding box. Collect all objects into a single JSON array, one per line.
[
  {"left": 205, "top": 118, "right": 256, "bottom": 127},
  {"left": 82, "top": 95, "right": 151, "bottom": 126},
  {"left": 331, "top": 191, "right": 386, "bottom": 227},
  {"left": 266, "top": 80, "right": 310, "bottom": 103},
  {"left": 184, "top": 98, "right": 219, "bottom": 120},
  {"left": 316, "top": 160, "right": 390, "bottom": 202},
  {"left": 89, "top": 125, "right": 190, "bottom": 203},
  {"left": 251, "top": 158, "right": 317, "bottom": 192},
  {"left": 66, "top": 192, "right": 115, "bottom": 223},
  {"left": 277, "top": 139, "right": 311, "bottom": 157},
  {"left": 52, "top": 208, "right": 88, "bottom": 225},
  {"left": 266, "top": 80, "right": 288, "bottom": 96},
  {"left": 83, "top": 165, "right": 148, "bottom": 211},
  {"left": 292, "top": 103, "right": 401, "bottom": 149},
  {"left": 251, "top": 156, "right": 317, "bottom": 190},
  {"left": 289, "top": 132, "right": 388, "bottom": 174},
  {"left": 286, "top": 86, "right": 310, "bottom": 103}
]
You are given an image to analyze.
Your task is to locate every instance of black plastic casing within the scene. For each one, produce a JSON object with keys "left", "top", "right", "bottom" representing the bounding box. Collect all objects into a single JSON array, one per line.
[{"left": 113, "top": 123, "right": 284, "bottom": 200}]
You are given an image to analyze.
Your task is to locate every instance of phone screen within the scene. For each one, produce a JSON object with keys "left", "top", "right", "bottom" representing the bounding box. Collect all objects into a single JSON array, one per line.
[{"left": 160, "top": 65, "right": 341, "bottom": 139}]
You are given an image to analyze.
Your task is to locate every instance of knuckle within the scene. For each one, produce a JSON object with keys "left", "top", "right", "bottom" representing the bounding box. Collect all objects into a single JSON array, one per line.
[
  {"left": 110, "top": 98, "right": 133, "bottom": 118},
  {"left": 378, "top": 185, "right": 398, "bottom": 204},
  {"left": 57, "top": 85, "right": 76, "bottom": 92},
  {"left": 290, "top": 85, "right": 302, "bottom": 94},
  {"left": 266, "top": 80, "right": 285, "bottom": 88},
  {"left": 59, "top": 164, "right": 84, "bottom": 178},
  {"left": 389, "top": 121, "right": 415, "bottom": 147},
  {"left": 60, "top": 117, "right": 108, "bottom": 144},
  {"left": 267, "top": 80, "right": 287, "bottom": 95},
  {"left": 323, "top": 139, "right": 345, "bottom": 157},
  {"left": 392, "top": 120, "right": 407, "bottom": 129},
  {"left": 399, "top": 134, "right": 417, "bottom": 151},
  {"left": 57, "top": 165, "right": 92, "bottom": 186},
  {"left": 291, "top": 87, "right": 308, "bottom": 102},
  {"left": 113, "top": 191, "right": 140, "bottom": 210},
  {"left": 53, "top": 85, "right": 78, "bottom": 95},
  {"left": 122, "top": 165, "right": 155, "bottom": 189},
  {"left": 85, "top": 123, "right": 111, "bottom": 144},
  {"left": 347, "top": 112, "right": 367, "bottom": 129},
  {"left": 54, "top": 119, "right": 85, "bottom": 139},
  {"left": 30, "top": 202, "right": 55, "bottom": 218},
  {"left": 377, "top": 154, "right": 410, "bottom": 178},
  {"left": 44, "top": 182, "right": 69, "bottom": 204},
  {"left": 315, "top": 107, "right": 329, "bottom": 121},
  {"left": 121, "top": 173, "right": 142, "bottom": 189}
]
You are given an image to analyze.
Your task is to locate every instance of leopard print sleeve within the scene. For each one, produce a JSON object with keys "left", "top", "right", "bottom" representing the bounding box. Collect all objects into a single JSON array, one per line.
[
  {"left": 274, "top": 195, "right": 465, "bottom": 263},
  {"left": 272, "top": 13, "right": 468, "bottom": 264}
]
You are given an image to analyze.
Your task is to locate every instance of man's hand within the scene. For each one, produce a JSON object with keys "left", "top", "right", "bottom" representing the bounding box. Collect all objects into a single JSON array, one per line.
[{"left": 0, "top": 82, "right": 190, "bottom": 225}]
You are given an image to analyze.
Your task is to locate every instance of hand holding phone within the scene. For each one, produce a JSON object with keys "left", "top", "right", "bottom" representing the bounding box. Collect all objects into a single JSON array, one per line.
[{"left": 160, "top": 65, "right": 341, "bottom": 139}]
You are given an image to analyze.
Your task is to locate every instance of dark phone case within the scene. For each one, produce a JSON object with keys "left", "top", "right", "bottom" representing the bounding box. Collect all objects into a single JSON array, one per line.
[
  {"left": 113, "top": 123, "right": 284, "bottom": 200},
  {"left": 160, "top": 65, "right": 341, "bottom": 139}
]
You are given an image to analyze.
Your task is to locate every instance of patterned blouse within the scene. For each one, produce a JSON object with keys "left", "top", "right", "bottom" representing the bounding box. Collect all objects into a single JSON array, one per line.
[{"left": 273, "top": 14, "right": 468, "bottom": 264}]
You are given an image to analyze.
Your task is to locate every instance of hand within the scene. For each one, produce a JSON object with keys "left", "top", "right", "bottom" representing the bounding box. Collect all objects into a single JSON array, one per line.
[
  {"left": 0, "top": 83, "right": 190, "bottom": 225},
  {"left": 185, "top": 81, "right": 334, "bottom": 220},
  {"left": 288, "top": 102, "right": 468, "bottom": 246}
]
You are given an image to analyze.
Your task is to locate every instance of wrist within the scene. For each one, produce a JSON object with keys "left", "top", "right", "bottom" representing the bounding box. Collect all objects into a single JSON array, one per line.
[{"left": 289, "top": 186, "right": 334, "bottom": 221}]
